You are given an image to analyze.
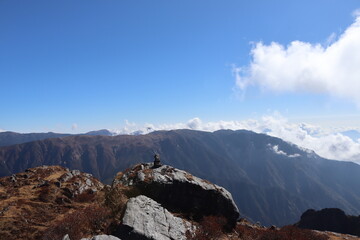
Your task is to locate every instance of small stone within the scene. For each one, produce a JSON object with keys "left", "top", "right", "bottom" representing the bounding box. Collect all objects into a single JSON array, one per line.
[{"left": 62, "top": 234, "right": 71, "bottom": 240}]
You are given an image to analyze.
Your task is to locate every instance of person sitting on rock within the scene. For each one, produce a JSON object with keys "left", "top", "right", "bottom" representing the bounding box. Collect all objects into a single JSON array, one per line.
[{"left": 153, "top": 154, "right": 161, "bottom": 168}]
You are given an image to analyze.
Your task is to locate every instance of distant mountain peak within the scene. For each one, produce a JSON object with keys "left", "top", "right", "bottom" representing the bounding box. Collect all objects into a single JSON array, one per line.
[{"left": 84, "top": 129, "right": 115, "bottom": 136}]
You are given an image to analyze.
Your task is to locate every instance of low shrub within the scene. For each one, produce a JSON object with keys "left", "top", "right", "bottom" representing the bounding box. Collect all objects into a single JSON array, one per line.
[
  {"left": 192, "top": 215, "right": 227, "bottom": 240},
  {"left": 273, "top": 225, "right": 329, "bottom": 240},
  {"left": 235, "top": 224, "right": 329, "bottom": 240},
  {"left": 42, "top": 204, "right": 111, "bottom": 240},
  {"left": 103, "top": 186, "right": 128, "bottom": 219},
  {"left": 74, "top": 189, "right": 96, "bottom": 203},
  {"left": 37, "top": 187, "right": 51, "bottom": 202}
]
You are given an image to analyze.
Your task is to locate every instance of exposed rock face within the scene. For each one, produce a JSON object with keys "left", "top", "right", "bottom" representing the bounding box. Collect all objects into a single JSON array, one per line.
[
  {"left": 64, "top": 234, "right": 121, "bottom": 240},
  {"left": 115, "top": 163, "right": 240, "bottom": 228},
  {"left": 58, "top": 169, "right": 102, "bottom": 196},
  {"left": 119, "top": 195, "right": 193, "bottom": 240},
  {"left": 296, "top": 208, "right": 360, "bottom": 237},
  {"left": 81, "top": 235, "right": 122, "bottom": 240}
]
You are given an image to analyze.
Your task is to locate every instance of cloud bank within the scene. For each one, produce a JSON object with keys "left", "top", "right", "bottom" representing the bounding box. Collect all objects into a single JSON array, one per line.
[
  {"left": 234, "top": 14, "right": 360, "bottom": 105},
  {"left": 113, "top": 116, "right": 360, "bottom": 164},
  {"left": 268, "top": 144, "right": 301, "bottom": 158}
]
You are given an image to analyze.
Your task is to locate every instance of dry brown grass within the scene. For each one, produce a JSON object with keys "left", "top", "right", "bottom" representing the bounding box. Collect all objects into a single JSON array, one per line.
[
  {"left": 74, "top": 189, "right": 97, "bottom": 203},
  {"left": 0, "top": 166, "right": 105, "bottom": 240},
  {"left": 103, "top": 185, "right": 129, "bottom": 219},
  {"left": 233, "top": 224, "right": 330, "bottom": 240},
  {"left": 42, "top": 204, "right": 111, "bottom": 240},
  {"left": 188, "top": 216, "right": 332, "bottom": 240},
  {"left": 192, "top": 215, "right": 228, "bottom": 240}
]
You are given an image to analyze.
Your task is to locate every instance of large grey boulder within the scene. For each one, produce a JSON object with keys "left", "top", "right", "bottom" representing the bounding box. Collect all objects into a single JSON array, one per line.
[
  {"left": 115, "top": 163, "right": 240, "bottom": 228},
  {"left": 119, "top": 195, "right": 193, "bottom": 240}
]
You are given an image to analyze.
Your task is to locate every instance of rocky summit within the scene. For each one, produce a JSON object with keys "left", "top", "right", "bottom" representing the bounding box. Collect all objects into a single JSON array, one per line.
[
  {"left": 1, "top": 163, "right": 358, "bottom": 240},
  {"left": 114, "top": 162, "right": 240, "bottom": 228},
  {"left": 0, "top": 163, "right": 240, "bottom": 240},
  {"left": 0, "top": 166, "right": 104, "bottom": 240}
]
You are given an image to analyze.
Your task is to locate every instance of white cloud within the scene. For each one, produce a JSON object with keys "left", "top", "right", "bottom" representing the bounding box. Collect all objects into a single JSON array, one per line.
[
  {"left": 71, "top": 123, "right": 78, "bottom": 131},
  {"left": 187, "top": 117, "right": 202, "bottom": 130},
  {"left": 234, "top": 114, "right": 360, "bottom": 164},
  {"left": 269, "top": 144, "right": 301, "bottom": 158},
  {"left": 112, "top": 115, "right": 360, "bottom": 164},
  {"left": 0, "top": 128, "right": 5, "bottom": 133},
  {"left": 234, "top": 14, "right": 360, "bottom": 105}
]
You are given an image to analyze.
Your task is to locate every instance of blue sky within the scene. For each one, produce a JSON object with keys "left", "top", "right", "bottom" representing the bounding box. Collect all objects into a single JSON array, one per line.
[{"left": 1, "top": 0, "right": 360, "bottom": 133}]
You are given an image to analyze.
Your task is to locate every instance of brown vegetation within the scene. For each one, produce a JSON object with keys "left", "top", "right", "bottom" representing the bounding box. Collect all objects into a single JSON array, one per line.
[
  {"left": 103, "top": 185, "right": 129, "bottom": 219},
  {"left": 234, "top": 224, "right": 329, "bottom": 240},
  {"left": 0, "top": 166, "right": 105, "bottom": 240},
  {"left": 189, "top": 216, "right": 331, "bottom": 240},
  {"left": 74, "top": 189, "right": 97, "bottom": 203},
  {"left": 42, "top": 204, "right": 111, "bottom": 240},
  {"left": 192, "top": 216, "right": 228, "bottom": 240}
]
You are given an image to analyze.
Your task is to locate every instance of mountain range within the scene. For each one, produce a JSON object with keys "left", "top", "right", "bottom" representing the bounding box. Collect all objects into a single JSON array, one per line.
[
  {"left": 0, "top": 129, "right": 114, "bottom": 147},
  {"left": 0, "top": 129, "right": 360, "bottom": 226}
]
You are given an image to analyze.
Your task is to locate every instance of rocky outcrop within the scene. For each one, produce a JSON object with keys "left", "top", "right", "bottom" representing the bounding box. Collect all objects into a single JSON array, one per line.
[
  {"left": 81, "top": 235, "right": 122, "bottom": 240},
  {"left": 118, "top": 195, "right": 193, "bottom": 240},
  {"left": 115, "top": 163, "right": 240, "bottom": 228},
  {"left": 0, "top": 166, "right": 104, "bottom": 240},
  {"left": 4, "top": 163, "right": 359, "bottom": 240},
  {"left": 58, "top": 169, "right": 102, "bottom": 196},
  {"left": 296, "top": 208, "right": 360, "bottom": 237},
  {"left": 63, "top": 234, "right": 121, "bottom": 240}
]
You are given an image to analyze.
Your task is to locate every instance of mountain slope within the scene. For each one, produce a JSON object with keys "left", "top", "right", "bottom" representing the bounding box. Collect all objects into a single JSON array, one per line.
[
  {"left": 1, "top": 129, "right": 360, "bottom": 226},
  {"left": 0, "top": 129, "right": 115, "bottom": 147},
  {"left": 84, "top": 129, "right": 114, "bottom": 136},
  {"left": 0, "top": 131, "right": 71, "bottom": 147}
]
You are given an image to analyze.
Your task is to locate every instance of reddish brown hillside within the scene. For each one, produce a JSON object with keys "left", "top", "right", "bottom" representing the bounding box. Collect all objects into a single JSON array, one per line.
[{"left": 0, "top": 165, "right": 104, "bottom": 240}]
